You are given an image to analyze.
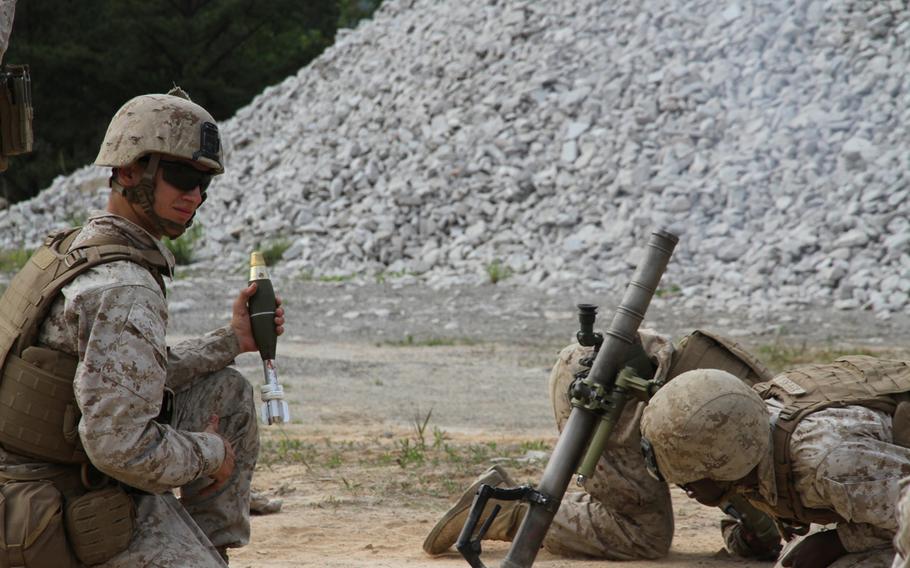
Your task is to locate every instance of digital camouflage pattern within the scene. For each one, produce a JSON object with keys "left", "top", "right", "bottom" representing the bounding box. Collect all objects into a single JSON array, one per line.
[
  {"left": 641, "top": 360, "right": 909, "bottom": 562},
  {"left": 0, "top": 0, "right": 13, "bottom": 64},
  {"left": 758, "top": 403, "right": 909, "bottom": 560},
  {"left": 423, "top": 328, "right": 781, "bottom": 559},
  {"left": 541, "top": 332, "right": 676, "bottom": 559},
  {"left": 94, "top": 94, "right": 224, "bottom": 173},
  {"left": 893, "top": 478, "right": 910, "bottom": 568},
  {"left": 0, "top": 212, "right": 258, "bottom": 566},
  {"left": 544, "top": 331, "right": 785, "bottom": 560},
  {"left": 79, "top": 365, "right": 258, "bottom": 568}
]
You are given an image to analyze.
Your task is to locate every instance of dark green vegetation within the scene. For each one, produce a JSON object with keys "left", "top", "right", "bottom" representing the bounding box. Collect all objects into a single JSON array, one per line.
[
  {"left": 258, "top": 419, "right": 552, "bottom": 502},
  {"left": 164, "top": 223, "right": 204, "bottom": 265},
  {"left": 485, "top": 259, "right": 513, "bottom": 284},
  {"left": 1, "top": 0, "right": 381, "bottom": 204},
  {"left": 0, "top": 247, "right": 30, "bottom": 272},
  {"left": 259, "top": 239, "right": 291, "bottom": 266}
]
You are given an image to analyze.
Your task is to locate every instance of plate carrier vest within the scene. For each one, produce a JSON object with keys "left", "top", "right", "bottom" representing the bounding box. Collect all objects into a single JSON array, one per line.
[
  {"left": 752, "top": 356, "right": 910, "bottom": 527},
  {"left": 669, "top": 329, "right": 773, "bottom": 387},
  {"left": 0, "top": 227, "right": 169, "bottom": 464}
]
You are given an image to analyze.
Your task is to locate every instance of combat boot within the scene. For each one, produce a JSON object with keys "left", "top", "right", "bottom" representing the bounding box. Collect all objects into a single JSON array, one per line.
[{"left": 423, "top": 465, "right": 528, "bottom": 555}]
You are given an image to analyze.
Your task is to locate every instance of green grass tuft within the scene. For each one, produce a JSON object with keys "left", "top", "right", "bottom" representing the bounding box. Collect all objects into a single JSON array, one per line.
[
  {"left": 0, "top": 248, "right": 32, "bottom": 272},
  {"left": 655, "top": 283, "right": 682, "bottom": 298},
  {"left": 485, "top": 259, "right": 513, "bottom": 284},
  {"left": 317, "top": 273, "right": 355, "bottom": 282},
  {"left": 258, "top": 437, "right": 315, "bottom": 470},
  {"left": 519, "top": 440, "right": 552, "bottom": 453},
  {"left": 260, "top": 239, "right": 291, "bottom": 266},
  {"left": 374, "top": 269, "right": 414, "bottom": 284}
]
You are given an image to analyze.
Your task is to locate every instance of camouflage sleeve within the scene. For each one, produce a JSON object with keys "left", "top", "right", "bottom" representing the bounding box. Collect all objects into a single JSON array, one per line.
[
  {"left": 73, "top": 283, "right": 225, "bottom": 494},
  {"left": 790, "top": 407, "right": 908, "bottom": 552},
  {"left": 165, "top": 324, "right": 241, "bottom": 391},
  {"left": 0, "top": 0, "right": 14, "bottom": 63}
]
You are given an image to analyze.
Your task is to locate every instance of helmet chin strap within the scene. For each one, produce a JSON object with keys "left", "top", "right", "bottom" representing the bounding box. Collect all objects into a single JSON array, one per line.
[{"left": 112, "top": 154, "right": 191, "bottom": 239}]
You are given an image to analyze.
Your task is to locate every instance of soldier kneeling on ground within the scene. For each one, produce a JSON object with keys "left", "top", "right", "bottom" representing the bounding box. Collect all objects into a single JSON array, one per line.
[
  {"left": 0, "top": 88, "right": 285, "bottom": 566},
  {"left": 640, "top": 357, "right": 910, "bottom": 568},
  {"left": 424, "top": 330, "right": 783, "bottom": 561}
]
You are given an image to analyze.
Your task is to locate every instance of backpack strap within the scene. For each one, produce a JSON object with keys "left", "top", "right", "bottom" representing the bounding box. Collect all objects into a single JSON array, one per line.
[
  {"left": 769, "top": 411, "right": 848, "bottom": 526},
  {"left": 13, "top": 228, "right": 170, "bottom": 356},
  {"left": 66, "top": 234, "right": 171, "bottom": 295}
]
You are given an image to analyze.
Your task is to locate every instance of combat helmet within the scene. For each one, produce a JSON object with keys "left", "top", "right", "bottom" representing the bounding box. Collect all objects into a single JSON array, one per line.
[
  {"left": 94, "top": 87, "right": 223, "bottom": 237},
  {"left": 639, "top": 369, "right": 770, "bottom": 485},
  {"left": 95, "top": 88, "right": 223, "bottom": 172}
]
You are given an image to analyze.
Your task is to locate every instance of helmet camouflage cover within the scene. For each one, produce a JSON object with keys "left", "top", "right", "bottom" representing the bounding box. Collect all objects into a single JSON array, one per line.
[
  {"left": 94, "top": 91, "right": 223, "bottom": 173},
  {"left": 640, "top": 369, "right": 770, "bottom": 485}
]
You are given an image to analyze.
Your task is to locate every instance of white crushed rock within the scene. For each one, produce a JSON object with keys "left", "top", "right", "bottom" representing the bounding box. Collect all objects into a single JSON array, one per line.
[{"left": 1, "top": 0, "right": 909, "bottom": 317}]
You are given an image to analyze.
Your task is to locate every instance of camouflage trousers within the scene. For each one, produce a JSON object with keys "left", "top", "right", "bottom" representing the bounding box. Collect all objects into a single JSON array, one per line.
[
  {"left": 101, "top": 367, "right": 259, "bottom": 568},
  {"left": 776, "top": 535, "right": 894, "bottom": 568},
  {"left": 541, "top": 344, "right": 674, "bottom": 559}
]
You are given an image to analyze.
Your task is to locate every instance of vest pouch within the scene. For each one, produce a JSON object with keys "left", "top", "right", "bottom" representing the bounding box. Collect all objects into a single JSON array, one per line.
[
  {"left": 0, "top": 480, "right": 79, "bottom": 568},
  {"left": 670, "top": 330, "right": 772, "bottom": 386},
  {"left": 65, "top": 486, "right": 135, "bottom": 566},
  {"left": 0, "top": 65, "right": 34, "bottom": 157},
  {"left": 0, "top": 348, "right": 87, "bottom": 464}
]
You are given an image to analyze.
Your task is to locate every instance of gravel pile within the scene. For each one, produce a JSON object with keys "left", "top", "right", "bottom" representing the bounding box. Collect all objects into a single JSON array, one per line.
[{"left": 1, "top": 0, "right": 908, "bottom": 316}]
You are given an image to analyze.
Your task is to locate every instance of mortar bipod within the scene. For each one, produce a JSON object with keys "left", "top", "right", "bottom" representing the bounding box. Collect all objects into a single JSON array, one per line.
[{"left": 456, "top": 483, "right": 551, "bottom": 568}]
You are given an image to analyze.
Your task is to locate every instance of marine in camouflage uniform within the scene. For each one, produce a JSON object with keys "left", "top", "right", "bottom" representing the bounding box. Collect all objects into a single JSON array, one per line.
[
  {"left": 641, "top": 364, "right": 910, "bottom": 568},
  {"left": 0, "top": 90, "right": 284, "bottom": 566},
  {"left": 424, "top": 330, "right": 781, "bottom": 560},
  {"left": 539, "top": 331, "right": 676, "bottom": 559}
]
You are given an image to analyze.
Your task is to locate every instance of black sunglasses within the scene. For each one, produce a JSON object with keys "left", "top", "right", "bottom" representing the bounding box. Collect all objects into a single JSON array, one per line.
[{"left": 158, "top": 159, "right": 214, "bottom": 192}]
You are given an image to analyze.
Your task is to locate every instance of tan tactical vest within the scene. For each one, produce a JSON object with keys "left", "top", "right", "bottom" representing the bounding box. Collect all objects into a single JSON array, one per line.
[
  {"left": 669, "top": 329, "right": 773, "bottom": 386},
  {"left": 752, "top": 356, "right": 910, "bottom": 525},
  {"left": 0, "top": 227, "right": 169, "bottom": 464}
]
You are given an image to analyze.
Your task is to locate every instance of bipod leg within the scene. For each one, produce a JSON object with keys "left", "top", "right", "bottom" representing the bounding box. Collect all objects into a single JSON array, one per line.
[{"left": 456, "top": 483, "right": 541, "bottom": 568}]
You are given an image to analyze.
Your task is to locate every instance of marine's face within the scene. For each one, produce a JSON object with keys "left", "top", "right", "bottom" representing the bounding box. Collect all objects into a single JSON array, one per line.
[
  {"left": 151, "top": 157, "right": 211, "bottom": 227},
  {"left": 680, "top": 478, "right": 734, "bottom": 507}
]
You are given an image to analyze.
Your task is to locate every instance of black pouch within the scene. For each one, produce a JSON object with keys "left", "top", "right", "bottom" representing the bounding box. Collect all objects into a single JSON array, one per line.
[{"left": 0, "top": 64, "right": 34, "bottom": 159}]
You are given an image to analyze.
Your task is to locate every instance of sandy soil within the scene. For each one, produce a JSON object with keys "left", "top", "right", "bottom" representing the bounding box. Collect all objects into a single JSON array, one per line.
[{"left": 229, "top": 425, "right": 764, "bottom": 568}]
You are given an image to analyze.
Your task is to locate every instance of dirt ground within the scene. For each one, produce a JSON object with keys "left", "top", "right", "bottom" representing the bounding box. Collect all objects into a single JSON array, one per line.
[
  {"left": 230, "top": 428, "right": 761, "bottom": 568},
  {"left": 166, "top": 276, "right": 910, "bottom": 568},
  {"left": 228, "top": 423, "right": 769, "bottom": 568}
]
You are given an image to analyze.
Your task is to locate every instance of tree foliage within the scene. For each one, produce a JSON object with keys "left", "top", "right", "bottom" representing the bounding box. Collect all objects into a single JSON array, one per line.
[{"left": 2, "top": 0, "right": 380, "bottom": 203}]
